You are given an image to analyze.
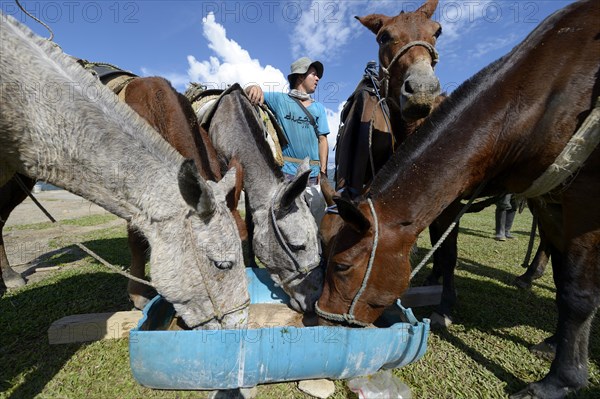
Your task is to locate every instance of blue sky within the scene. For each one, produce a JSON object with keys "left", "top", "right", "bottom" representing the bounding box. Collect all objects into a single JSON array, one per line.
[{"left": 2, "top": 0, "right": 575, "bottom": 161}]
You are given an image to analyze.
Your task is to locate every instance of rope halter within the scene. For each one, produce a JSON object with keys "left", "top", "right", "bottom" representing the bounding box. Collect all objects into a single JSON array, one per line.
[
  {"left": 184, "top": 215, "right": 250, "bottom": 329},
  {"left": 379, "top": 40, "right": 439, "bottom": 99},
  {"left": 315, "top": 182, "right": 486, "bottom": 326},
  {"left": 315, "top": 198, "right": 379, "bottom": 327},
  {"left": 270, "top": 183, "right": 321, "bottom": 289}
]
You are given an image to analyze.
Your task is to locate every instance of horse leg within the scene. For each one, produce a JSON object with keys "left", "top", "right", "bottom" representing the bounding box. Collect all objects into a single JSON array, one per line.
[
  {"left": 0, "top": 174, "right": 34, "bottom": 294},
  {"left": 426, "top": 204, "right": 461, "bottom": 328},
  {"left": 514, "top": 237, "right": 550, "bottom": 289},
  {"left": 126, "top": 224, "right": 156, "bottom": 309},
  {"left": 512, "top": 242, "right": 599, "bottom": 399}
]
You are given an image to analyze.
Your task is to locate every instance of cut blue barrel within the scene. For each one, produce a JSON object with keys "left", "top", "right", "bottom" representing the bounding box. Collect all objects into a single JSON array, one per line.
[{"left": 129, "top": 268, "right": 429, "bottom": 390}]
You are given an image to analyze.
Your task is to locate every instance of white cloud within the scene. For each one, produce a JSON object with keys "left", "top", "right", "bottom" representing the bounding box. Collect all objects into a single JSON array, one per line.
[
  {"left": 187, "top": 12, "right": 287, "bottom": 91},
  {"left": 437, "top": 0, "right": 497, "bottom": 45},
  {"left": 289, "top": 1, "right": 361, "bottom": 61},
  {"left": 325, "top": 102, "right": 345, "bottom": 165},
  {"left": 188, "top": 10, "right": 342, "bottom": 164},
  {"left": 468, "top": 33, "right": 520, "bottom": 59}
]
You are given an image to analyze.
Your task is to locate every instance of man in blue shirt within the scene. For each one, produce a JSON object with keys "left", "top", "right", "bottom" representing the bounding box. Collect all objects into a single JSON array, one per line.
[{"left": 246, "top": 57, "right": 330, "bottom": 224}]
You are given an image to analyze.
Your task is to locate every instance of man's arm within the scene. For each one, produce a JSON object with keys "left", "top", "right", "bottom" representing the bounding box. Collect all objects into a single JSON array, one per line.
[{"left": 318, "top": 135, "right": 329, "bottom": 176}]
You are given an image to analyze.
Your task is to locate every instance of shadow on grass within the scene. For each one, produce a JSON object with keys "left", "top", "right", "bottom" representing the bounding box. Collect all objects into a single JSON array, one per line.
[
  {"left": 19, "top": 237, "right": 131, "bottom": 278},
  {"left": 435, "top": 329, "right": 528, "bottom": 394},
  {"left": 436, "top": 326, "right": 600, "bottom": 398},
  {"left": 419, "top": 258, "right": 599, "bottom": 398},
  {"left": 457, "top": 225, "right": 532, "bottom": 240},
  {"left": 0, "top": 237, "right": 132, "bottom": 398},
  {"left": 80, "top": 237, "right": 131, "bottom": 268}
]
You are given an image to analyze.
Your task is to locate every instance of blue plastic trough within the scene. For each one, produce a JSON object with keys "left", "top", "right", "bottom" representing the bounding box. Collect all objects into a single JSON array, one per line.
[{"left": 129, "top": 268, "right": 429, "bottom": 390}]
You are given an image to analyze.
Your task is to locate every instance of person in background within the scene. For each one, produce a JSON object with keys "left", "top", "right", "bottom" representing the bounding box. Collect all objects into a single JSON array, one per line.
[
  {"left": 495, "top": 194, "right": 517, "bottom": 241},
  {"left": 246, "top": 57, "right": 330, "bottom": 225}
]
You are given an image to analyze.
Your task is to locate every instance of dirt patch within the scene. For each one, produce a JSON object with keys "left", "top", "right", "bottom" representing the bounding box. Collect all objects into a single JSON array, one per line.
[
  {"left": 5, "top": 189, "right": 112, "bottom": 227},
  {"left": 4, "top": 190, "right": 127, "bottom": 285}
]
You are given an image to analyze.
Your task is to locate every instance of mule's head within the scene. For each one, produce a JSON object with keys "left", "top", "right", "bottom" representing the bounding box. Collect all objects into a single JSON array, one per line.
[
  {"left": 252, "top": 162, "right": 323, "bottom": 313},
  {"left": 148, "top": 161, "right": 249, "bottom": 329},
  {"left": 316, "top": 197, "right": 413, "bottom": 326},
  {"left": 357, "top": 0, "right": 442, "bottom": 122}
]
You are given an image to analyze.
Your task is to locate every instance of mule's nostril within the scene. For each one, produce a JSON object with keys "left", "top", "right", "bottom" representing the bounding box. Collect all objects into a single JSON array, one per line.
[
  {"left": 404, "top": 80, "right": 415, "bottom": 95},
  {"left": 215, "top": 261, "right": 233, "bottom": 270}
]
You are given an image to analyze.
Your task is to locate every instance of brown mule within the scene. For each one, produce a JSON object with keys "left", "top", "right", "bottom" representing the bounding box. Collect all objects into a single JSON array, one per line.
[{"left": 317, "top": 1, "right": 600, "bottom": 397}]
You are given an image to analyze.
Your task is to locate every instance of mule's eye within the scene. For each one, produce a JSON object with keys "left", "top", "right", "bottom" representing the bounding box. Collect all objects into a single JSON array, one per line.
[
  {"left": 434, "top": 26, "right": 442, "bottom": 39},
  {"left": 289, "top": 243, "right": 306, "bottom": 252},
  {"left": 378, "top": 31, "right": 392, "bottom": 45},
  {"left": 214, "top": 260, "right": 233, "bottom": 270},
  {"left": 335, "top": 263, "right": 352, "bottom": 272}
]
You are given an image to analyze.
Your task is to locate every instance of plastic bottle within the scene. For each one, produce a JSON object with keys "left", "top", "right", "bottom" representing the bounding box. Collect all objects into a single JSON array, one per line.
[{"left": 347, "top": 369, "right": 412, "bottom": 399}]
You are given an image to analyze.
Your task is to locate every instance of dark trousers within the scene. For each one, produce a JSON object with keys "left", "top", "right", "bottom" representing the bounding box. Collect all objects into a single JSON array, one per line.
[{"left": 495, "top": 194, "right": 516, "bottom": 238}]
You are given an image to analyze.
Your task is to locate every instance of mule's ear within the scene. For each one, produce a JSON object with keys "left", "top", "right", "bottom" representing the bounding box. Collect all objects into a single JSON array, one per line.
[
  {"left": 334, "top": 197, "right": 371, "bottom": 233},
  {"left": 280, "top": 169, "right": 310, "bottom": 209},
  {"left": 178, "top": 159, "right": 216, "bottom": 219},
  {"left": 417, "top": 0, "right": 439, "bottom": 18},
  {"left": 355, "top": 14, "right": 390, "bottom": 35},
  {"left": 218, "top": 165, "right": 239, "bottom": 200},
  {"left": 223, "top": 157, "right": 244, "bottom": 210},
  {"left": 320, "top": 175, "right": 336, "bottom": 207}
]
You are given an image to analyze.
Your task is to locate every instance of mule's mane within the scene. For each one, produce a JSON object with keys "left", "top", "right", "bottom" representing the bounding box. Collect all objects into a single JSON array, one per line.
[
  {"left": 4, "top": 14, "right": 181, "bottom": 165},
  {"left": 237, "top": 90, "right": 284, "bottom": 179}
]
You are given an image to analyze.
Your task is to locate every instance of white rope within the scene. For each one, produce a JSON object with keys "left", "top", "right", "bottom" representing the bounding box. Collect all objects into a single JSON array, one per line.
[
  {"left": 348, "top": 198, "right": 379, "bottom": 317},
  {"left": 15, "top": 0, "right": 54, "bottom": 41},
  {"left": 410, "top": 182, "right": 486, "bottom": 280},
  {"left": 314, "top": 198, "right": 379, "bottom": 327},
  {"left": 13, "top": 176, "right": 154, "bottom": 287},
  {"left": 74, "top": 243, "right": 154, "bottom": 287}
]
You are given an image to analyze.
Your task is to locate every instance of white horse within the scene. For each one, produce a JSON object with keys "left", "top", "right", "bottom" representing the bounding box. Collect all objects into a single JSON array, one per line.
[
  {"left": 192, "top": 86, "right": 323, "bottom": 313},
  {"left": 0, "top": 13, "right": 249, "bottom": 329}
]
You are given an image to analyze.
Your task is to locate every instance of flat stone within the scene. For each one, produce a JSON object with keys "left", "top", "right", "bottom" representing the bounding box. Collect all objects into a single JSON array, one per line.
[
  {"left": 298, "top": 379, "right": 336, "bottom": 398},
  {"left": 240, "top": 387, "right": 258, "bottom": 399},
  {"left": 429, "top": 311, "right": 453, "bottom": 329},
  {"left": 48, "top": 311, "right": 142, "bottom": 344}
]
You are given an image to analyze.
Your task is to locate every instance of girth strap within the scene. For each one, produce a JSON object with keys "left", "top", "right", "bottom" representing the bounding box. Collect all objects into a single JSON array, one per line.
[{"left": 283, "top": 156, "right": 320, "bottom": 166}]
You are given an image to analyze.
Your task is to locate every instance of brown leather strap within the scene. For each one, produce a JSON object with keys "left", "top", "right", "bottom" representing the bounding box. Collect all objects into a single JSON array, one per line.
[{"left": 289, "top": 96, "right": 320, "bottom": 138}]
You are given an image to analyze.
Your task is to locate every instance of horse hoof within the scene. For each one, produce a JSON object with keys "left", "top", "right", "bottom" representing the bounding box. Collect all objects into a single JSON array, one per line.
[
  {"left": 5, "top": 274, "right": 27, "bottom": 289},
  {"left": 129, "top": 294, "right": 152, "bottom": 310},
  {"left": 430, "top": 311, "right": 453, "bottom": 329},
  {"left": 513, "top": 276, "right": 532, "bottom": 290},
  {"left": 509, "top": 383, "right": 568, "bottom": 399},
  {"left": 530, "top": 341, "right": 556, "bottom": 361}
]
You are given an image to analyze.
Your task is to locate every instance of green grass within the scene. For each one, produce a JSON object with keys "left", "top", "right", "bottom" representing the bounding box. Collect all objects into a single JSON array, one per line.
[
  {"left": 1, "top": 209, "right": 598, "bottom": 398},
  {"left": 5, "top": 214, "right": 118, "bottom": 232}
]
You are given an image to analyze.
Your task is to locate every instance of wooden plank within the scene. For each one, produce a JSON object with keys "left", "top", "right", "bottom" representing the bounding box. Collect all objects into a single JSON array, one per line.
[
  {"left": 399, "top": 285, "right": 443, "bottom": 308},
  {"left": 377, "top": 286, "right": 443, "bottom": 326},
  {"left": 35, "top": 266, "right": 61, "bottom": 272},
  {"left": 48, "top": 286, "right": 442, "bottom": 344},
  {"left": 48, "top": 310, "right": 142, "bottom": 344}
]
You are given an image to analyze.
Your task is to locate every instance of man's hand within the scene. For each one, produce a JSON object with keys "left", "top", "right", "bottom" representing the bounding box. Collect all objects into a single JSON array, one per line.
[{"left": 245, "top": 85, "right": 264, "bottom": 106}]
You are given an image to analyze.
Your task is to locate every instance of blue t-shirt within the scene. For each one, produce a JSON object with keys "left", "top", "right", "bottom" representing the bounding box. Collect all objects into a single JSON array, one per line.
[{"left": 264, "top": 92, "right": 329, "bottom": 177}]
